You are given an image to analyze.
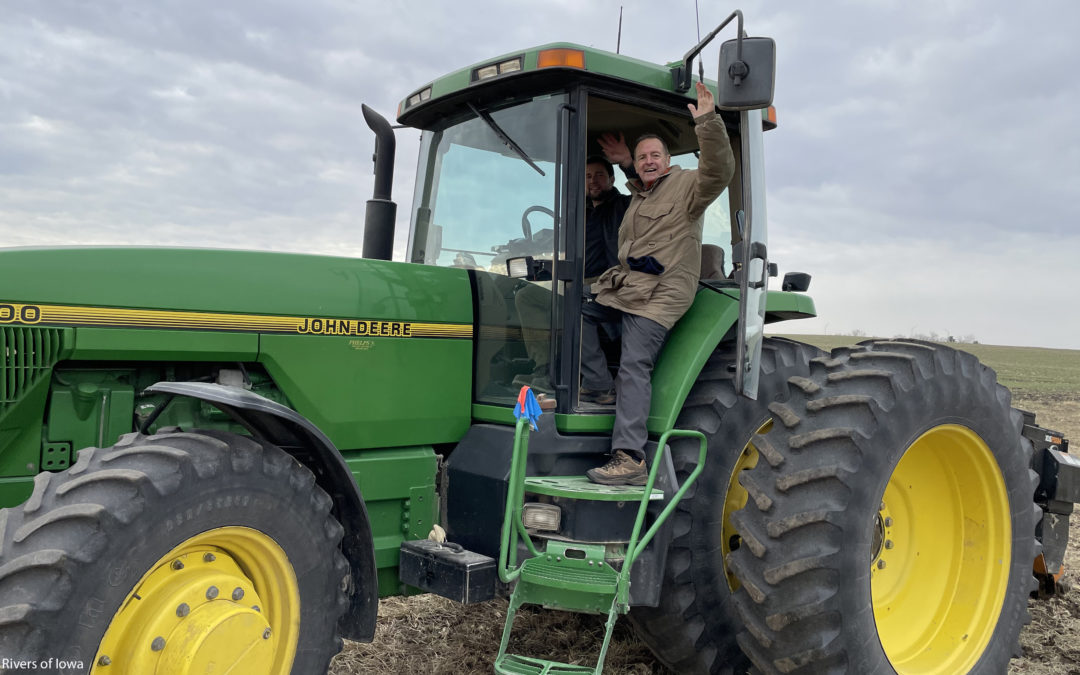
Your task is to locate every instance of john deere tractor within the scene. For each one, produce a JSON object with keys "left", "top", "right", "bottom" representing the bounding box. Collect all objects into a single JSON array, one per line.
[{"left": 0, "top": 10, "right": 1074, "bottom": 674}]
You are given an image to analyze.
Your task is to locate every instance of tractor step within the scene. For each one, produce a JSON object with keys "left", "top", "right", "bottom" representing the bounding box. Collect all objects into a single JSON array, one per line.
[
  {"left": 493, "top": 653, "right": 599, "bottom": 674},
  {"left": 516, "top": 541, "right": 617, "bottom": 604},
  {"left": 523, "top": 476, "right": 664, "bottom": 502},
  {"left": 496, "top": 392, "right": 709, "bottom": 675}
]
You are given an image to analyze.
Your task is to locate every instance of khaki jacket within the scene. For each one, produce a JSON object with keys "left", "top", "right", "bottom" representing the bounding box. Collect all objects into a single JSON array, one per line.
[{"left": 590, "top": 111, "right": 735, "bottom": 329}]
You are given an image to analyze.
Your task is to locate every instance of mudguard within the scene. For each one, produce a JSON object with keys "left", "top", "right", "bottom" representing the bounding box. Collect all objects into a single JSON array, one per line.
[{"left": 646, "top": 287, "right": 815, "bottom": 434}]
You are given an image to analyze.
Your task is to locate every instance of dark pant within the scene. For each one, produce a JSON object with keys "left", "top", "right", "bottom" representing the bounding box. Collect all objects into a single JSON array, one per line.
[{"left": 580, "top": 300, "right": 668, "bottom": 460}]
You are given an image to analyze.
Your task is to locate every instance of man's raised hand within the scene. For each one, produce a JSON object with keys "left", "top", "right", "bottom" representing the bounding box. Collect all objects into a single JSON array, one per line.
[{"left": 687, "top": 81, "right": 715, "bottom": 118}]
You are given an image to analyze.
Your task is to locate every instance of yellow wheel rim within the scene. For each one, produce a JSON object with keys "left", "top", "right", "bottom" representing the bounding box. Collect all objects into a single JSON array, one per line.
[
  {"left": 722, "top": 420, "right": 770, "bottom": 591},
  {"left": 92, "top": 526, "right": 300, "bottom": 674},
  {"left": 872, "top": 424, "right": 1011, "bottom": 674}
]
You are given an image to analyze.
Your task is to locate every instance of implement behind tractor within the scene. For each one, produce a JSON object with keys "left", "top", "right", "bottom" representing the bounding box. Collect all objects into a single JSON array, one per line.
[{"left": 0, "top": 9, "right": 1076, "bottom": 674}]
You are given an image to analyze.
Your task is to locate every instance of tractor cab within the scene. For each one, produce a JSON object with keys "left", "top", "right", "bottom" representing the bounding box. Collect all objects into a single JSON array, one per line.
[{"left": 399, "top": 35, "right": 777, "bottom": 413}]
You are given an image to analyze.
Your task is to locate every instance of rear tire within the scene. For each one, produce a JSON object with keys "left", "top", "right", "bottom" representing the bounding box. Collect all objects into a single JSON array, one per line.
[
  {"left": 0, "top": 430, "right": 350, "bottom": 674},
  {"left": 728, "top": 340, "right": 1039, "bottom": 674},
  {"left": 630, "top": 337, "right": 824, "bottom": 674}
]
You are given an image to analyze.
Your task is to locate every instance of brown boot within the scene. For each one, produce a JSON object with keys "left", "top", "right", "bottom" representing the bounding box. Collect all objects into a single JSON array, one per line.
[{"left": 586, "top": 450, "right": 647, "bottom": 486}]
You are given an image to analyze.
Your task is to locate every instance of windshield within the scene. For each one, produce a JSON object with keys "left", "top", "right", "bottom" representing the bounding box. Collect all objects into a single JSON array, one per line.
[
  {"left": 408, "top": 94, "right": 569, "bottom": 408},
  {"left": 408, "top": 94, "right": 567, "bottom": 270}
]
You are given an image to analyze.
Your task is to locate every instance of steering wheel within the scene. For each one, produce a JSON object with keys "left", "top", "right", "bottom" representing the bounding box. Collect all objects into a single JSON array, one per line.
[{"left": 521, "top": 205, "right": 555, "bottom": 240}]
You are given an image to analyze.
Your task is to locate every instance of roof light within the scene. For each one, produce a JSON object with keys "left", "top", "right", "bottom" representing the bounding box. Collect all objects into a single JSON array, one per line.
[
  {"left": 404, "top": 87, "right": 432, "bottom": 110},
  {"left": 537, "top": 48, "right": 585, "bottom": 70},
  {"left": 498, "top": 58, "right": 522, "bottom": 74},
  {"left": 472, "top": 56, "right": 524, "bottom": 82}
]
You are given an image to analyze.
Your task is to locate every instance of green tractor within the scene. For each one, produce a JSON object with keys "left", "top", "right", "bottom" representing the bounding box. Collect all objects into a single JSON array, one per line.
[{"left": 0, "top": 10, "right": 1074, "bottom": 674}]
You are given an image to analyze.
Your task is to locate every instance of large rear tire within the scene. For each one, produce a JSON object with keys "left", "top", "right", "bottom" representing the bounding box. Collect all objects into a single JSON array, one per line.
[
  {"left": 630, "top": 337, "right": 825, "bottom": 674},
  {"left": 728, "top": 340, "right": 1039, "bottom": 674},
  {"left": 0, "top": 430, "right": 351, "bottom": 674}
]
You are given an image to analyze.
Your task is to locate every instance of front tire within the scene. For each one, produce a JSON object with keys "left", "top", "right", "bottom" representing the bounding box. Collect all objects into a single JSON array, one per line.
[
  {"left": 728, "top": 340, "right": 1039, "bottom": 674},
  {"left": 0, "top": 430, "right": 350, "bottom": 674},
  {"left": 630, "top": 337, "right": 825, "bottom": 673}
]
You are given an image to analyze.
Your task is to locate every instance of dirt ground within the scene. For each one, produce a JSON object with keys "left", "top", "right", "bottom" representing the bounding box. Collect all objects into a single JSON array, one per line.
[{"left": 330, "top": 392, "right": 1080, "bottom": 674}]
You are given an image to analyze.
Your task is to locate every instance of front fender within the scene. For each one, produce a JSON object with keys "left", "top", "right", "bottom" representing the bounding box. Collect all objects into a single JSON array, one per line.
[
  {"left": 647, "top": 287, "right": 816, "bottom": 433},
  {"left": 143, "top": 381, "right": 378, "bottom": 642}
]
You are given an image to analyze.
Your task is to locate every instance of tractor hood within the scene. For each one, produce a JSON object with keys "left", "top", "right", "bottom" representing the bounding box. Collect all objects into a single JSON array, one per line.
[{"left": 0, "top": 246, "right": 472, "bottom": 326}]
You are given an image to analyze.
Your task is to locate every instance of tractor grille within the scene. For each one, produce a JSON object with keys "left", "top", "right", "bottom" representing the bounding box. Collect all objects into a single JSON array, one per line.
[{"left": 1, "top": 327, "right": 63, "bottom": 416}]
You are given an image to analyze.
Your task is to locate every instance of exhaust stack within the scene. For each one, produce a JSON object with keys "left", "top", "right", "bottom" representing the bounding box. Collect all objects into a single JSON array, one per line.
[{"left": 361, "top": 104, "right": 397, "bottom": 261}]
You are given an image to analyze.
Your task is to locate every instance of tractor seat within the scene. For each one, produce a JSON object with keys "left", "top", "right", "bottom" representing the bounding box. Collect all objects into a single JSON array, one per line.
[{"left": 700, "top": 244, "right": 726, "bottom": 281}]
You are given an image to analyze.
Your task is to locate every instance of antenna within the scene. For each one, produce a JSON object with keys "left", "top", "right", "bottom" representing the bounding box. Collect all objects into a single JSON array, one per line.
[
  {"left": 694, "top": 0, "right": 704, "bottom": 82},
  {"left": 617, "top": 6, "right": 623, "bottom": 54},
  {"left": 694, "top": 0, "right": 702, "bottom": 42}
]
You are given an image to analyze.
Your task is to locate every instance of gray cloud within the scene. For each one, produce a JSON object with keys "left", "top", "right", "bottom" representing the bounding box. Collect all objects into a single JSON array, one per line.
[{"left": 1, "top": 0, "right": 1077, "bottom": 348}]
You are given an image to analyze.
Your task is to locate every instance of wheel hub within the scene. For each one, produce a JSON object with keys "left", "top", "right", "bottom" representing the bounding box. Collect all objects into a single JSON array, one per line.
[
  {"left": 871, "top": 424, "right": 1011, "bottom": 675},
  {"left": 93, "top": 527, "right": 299, "bottom": 674}
]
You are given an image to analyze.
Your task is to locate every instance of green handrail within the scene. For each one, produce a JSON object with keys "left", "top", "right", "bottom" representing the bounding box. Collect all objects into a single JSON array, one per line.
[
  {"left": 618, "top": 428, "right": 708, "bottom": 607},
  {"left": 499, "top": 416, "right": 539, "bottom": 583}
]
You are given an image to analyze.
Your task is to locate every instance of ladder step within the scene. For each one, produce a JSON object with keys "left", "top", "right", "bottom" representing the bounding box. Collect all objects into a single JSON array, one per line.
[
  {"left": 519, "top": 556, "right": 618, "bottom": 594},
  {"left": 494, "top": 653, "right": 597, "bottom": 675},
  {"left": 524, "top": 476, "right": 664, "bottom": 501}
]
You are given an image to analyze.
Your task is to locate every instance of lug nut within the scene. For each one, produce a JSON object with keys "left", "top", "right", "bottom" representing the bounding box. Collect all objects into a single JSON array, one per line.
[
  {"left": 877, "top": 559, "right": 887, "bottom": 569},
  {"left": 879, "top": 501, "right": 885, "bottom": 511},
  {"left": 98, "top": 655, "right": 112, "bottom": 666},
  {"left": 884, "top": 517, "right": 893, "bottom": 527},
  {"left": 151, "top": 636, "right": 166, "bottom": 652},
  {"left": 232, "top": 587, "right": 245, "bottom": 601},
  {"left": 263, "top": 628, "right": 272, "bottom": 640},
  {"left": 206, "top": 586, "right": 219, "bottom": 600},
  {"left": 170, "top": 560, "right": 184, "bottom": 571},
  {"left": 884, "top": 540, "right": 894, "bottom": 550},
  {"left": 203, "top": 553, "right": 216, "bottom": 563},
  {"left": 252, "top": 604, "right": 261, "bottom": 612},
  {"left": 176, "top": 603, "right": 190, "bottom": 617}
]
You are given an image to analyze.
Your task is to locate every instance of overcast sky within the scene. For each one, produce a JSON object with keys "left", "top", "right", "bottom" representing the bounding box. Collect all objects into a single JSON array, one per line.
[{"left": 2, "top": 1, "right": 1078, "bottom": 349}]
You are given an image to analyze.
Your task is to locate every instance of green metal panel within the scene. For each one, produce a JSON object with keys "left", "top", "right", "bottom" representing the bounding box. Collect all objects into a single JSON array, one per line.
[
  {"left": 341, "top": 446, "right": 438, "bottom": 597},
  {"left": 472, "top": 404, "right": 615, "bottom": 434},
  {"left": 0, "top": 476, "right": 34, "bottom": 508},
  {"left": 647, "top": 289, "right": 741, "bottom": 432},
  {"left": 0, "top": 246, "right": 477, "bottom": 453},
  {"left": 73, "top": 328, "right": 257, "bottom": 360},
  {"left": 0, "top": 376, "right": 50, "bottom": 477},
  {"left": 45, "top": 378, "right": 135, "bottom": 453},
  {"left": 0, "top": 248, "right": 473, "bottom": 325},
  {"left": 261, "top": 334, "right": 471, "bottom": 449},
  {"left": 648, "top": 289, "right": 815, "bottom": 432},
  {"left": 524, "top": 476, "right": 663, "bottom": 502}
]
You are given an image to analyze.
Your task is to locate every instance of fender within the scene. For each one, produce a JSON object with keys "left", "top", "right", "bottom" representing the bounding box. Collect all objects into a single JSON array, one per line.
[
  {"left": 143, "top": 381, "right": 378, "bottom": 642},
  {"left": 646, "top": 287, "right": 816, "bottom": 433}
]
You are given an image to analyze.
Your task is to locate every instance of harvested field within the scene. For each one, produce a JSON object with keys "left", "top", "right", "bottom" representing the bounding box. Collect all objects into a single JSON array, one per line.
[{"left": 331, "top": 337, "right": 1080, "bottom": 674}]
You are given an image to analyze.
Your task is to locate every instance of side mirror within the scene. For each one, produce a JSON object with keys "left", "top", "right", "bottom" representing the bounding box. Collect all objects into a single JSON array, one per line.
[
  {"left": 717, "top": 37, "right": 776, "bottom": 111},
  {"left": 782, "top": 272, "right": 811, "bottom": 292}
]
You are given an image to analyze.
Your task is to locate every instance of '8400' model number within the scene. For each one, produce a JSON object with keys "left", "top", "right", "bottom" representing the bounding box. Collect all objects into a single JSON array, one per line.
[{"left": 0, "top": 303, "right": 42, "bottom": 324}]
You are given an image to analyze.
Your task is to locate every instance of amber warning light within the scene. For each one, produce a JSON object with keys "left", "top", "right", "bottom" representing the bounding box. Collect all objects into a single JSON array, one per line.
[{"left": 537, "top": 48, "right": 585, "bottom": 70}]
